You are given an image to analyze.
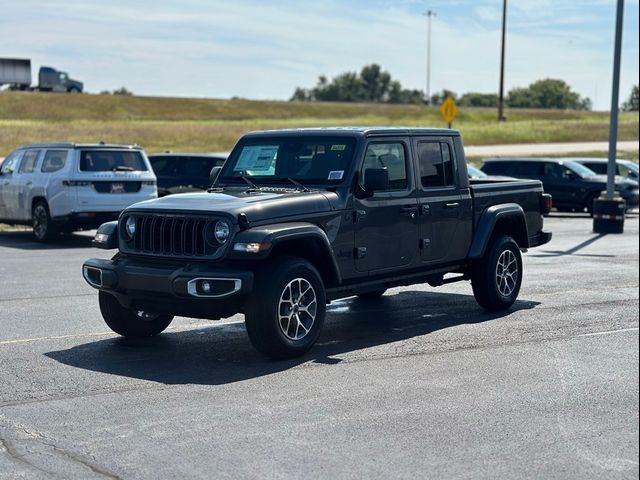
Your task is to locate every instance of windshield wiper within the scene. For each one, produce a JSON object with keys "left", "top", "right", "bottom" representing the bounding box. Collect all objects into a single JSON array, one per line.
[
  {"left": 280, "top": 177, "right": 310, "bottom": 192},
  {"left": 235, "top": 174, "right": 260, "bottom": 190},
  {"left": 113, "top": 166, "right": 135, "bottom": 172}
]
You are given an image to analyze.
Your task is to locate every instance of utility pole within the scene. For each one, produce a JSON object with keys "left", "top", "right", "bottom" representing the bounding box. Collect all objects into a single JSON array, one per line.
[
  {"left": 606, "top": 0, "right": 624, "bottom": 199},
  {"left": 423, "top": 10, "right": 436, "bottom": 105},
  {"left": 593, "top": 0, "right": 626, "bottom": 234},
  {"left": 498, "top": 0, "right": 507, "bottom": 121}
]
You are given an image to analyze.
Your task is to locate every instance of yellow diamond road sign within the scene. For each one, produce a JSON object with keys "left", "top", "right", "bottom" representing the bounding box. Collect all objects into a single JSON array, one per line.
[{"left": 439, "top": 96, "right": 458, "bottom": 125}]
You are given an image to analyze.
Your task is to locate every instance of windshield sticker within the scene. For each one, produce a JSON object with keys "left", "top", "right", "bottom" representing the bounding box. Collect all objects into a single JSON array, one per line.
[
  {"left": 331, "top": 144, "right": 346, "bottom": 151},
  {"left": 235, "top": 146, "right": 278, "bottom": 172},
  {"left": 328, "top": 170, "right": 344, "bottom": 180}
]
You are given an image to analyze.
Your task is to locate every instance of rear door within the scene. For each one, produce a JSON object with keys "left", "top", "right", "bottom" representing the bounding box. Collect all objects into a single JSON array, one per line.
[
  {"left": 413, "top": 138, "right": 467, "bottom": 265},
  {"left": 353, "top": 138, "right": 420, "bottom": 273}
]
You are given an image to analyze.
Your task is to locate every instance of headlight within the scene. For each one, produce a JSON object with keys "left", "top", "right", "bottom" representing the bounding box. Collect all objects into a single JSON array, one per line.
[
  {"left": 213, "top": 220, "right": 230, "bottom": 244},
  {"left": 125, "top": 216, "right": 137, "bottom": 238}
]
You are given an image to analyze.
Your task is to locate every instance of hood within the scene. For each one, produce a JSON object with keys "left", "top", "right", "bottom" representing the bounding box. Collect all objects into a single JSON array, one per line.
[
  {"left": 127, "top": 188, "right": 335, "bottom": 223},
  {"left": 585, "top": 174, "right": 636, "bottom": 187}
]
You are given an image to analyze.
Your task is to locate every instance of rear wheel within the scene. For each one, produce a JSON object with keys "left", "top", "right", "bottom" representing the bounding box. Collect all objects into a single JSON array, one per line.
[
  {"left": 99, "top": 291, "right": 174, "bottom": 338},
  {"left": 32, "top": 201, "right": 59, "bottom": 242},
  {"left": 245, "top": 257, "right": 326, "bottom": 359},
  {"left": 471, "top": 235, "right": 522, "bottom": 311}
]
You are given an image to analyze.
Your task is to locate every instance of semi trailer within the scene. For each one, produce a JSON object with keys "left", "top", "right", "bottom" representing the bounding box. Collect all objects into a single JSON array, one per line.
[{"left": 0, "top": 58, "right": 83, "bottom": 92}]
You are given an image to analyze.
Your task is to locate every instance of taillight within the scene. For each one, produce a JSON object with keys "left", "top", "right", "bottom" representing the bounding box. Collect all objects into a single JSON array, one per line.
[
  {"left": 62, "top": 180, "right": 92, "bottom": 186},
  {"left": 540, "top": 194, "right": 552, "bottom": 214}
]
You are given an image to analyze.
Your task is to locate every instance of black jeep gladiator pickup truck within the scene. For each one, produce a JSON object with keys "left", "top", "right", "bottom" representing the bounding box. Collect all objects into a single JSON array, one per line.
[{"left": 83, "top": 128, "right": 552, "bottom": 358}]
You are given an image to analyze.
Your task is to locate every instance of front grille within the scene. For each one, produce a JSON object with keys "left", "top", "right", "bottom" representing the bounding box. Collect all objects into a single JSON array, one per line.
[
  {"left": 93, "top": 181, "right": 141, "bottom": 193},
  {"left": 127, "top": 215, "right": 212, "bottom": 257}
]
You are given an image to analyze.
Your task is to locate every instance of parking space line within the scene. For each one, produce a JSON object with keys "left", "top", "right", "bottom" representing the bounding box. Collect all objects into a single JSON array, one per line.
[{"left": 579, "top": 327, "right": 639, "bottom": 337}]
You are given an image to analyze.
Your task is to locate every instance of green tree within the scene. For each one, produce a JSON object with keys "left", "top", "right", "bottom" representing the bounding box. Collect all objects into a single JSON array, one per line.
[
  {"left": 506, "top": 79, "right": 590, "bottom": 110},
  {"left": 622, "top": 85, "right": 639, "bottom": 111},
  {"left": 290, "top": 64, "right": 424, "bottom": 104},
  {"left": 458, "top": 92, "right": 498, "bottom": 107}
]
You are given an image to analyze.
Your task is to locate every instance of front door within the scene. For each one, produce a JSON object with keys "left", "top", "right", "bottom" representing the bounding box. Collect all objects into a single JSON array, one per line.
[
  {"left": 354, "top": 139, "right": 419, "bottom": 273},
  {"left": 0, "top": 150, "right": 23, "bottom": 220}
]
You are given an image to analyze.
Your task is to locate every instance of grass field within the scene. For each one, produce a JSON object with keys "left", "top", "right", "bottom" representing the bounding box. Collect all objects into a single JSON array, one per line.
[{"left": 0, "top": 91, "right": 638, "bottom": 154}]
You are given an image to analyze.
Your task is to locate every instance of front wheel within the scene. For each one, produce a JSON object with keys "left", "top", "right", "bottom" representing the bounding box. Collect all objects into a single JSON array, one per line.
[
  {"left": 471, "top": 235, "right": 523, "bottom": 311},
  {"left": 245, "top": 257, "right": 326, "bottom": 359},
  {"left": 99, "top": 291, "right": 174, "bottom": 338}
]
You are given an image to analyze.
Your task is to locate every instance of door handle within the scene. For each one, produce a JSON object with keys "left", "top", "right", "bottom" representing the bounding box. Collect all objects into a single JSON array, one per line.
[
  {"left": 2, "top": 181, "right": 9, "bottom": 186},
  {"left": 444, "top": 202, "right": 460, "bottom": 209},
  {"left": 26, "top": 181, "right": 33, "bottom": 186}
]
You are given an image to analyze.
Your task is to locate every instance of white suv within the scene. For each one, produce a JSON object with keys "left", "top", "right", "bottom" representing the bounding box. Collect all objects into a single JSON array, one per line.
[{"left": 0, "top": 143, "right": 157, "bottom": 241}]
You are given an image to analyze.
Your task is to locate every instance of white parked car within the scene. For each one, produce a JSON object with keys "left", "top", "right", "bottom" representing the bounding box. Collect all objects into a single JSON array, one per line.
[{"left": 0, "top": 143, "right": 157, "bottom": 241}]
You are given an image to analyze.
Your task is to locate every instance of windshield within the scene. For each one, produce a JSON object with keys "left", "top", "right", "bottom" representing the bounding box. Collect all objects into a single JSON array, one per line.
[
  {"left": 565, "top": 161, "right": 596, "bottom": 178},
  {"left": 467, "top": 165, "right": 487, "bottom": 177},
  {"left": 80, "top": 150, "right": 148, "bottom": 172},
  {"left": 220, "top": 136, "right": 356, "bottom": 186},
  {"left": 622, "top": 161, "right": 639, "bottom": 174}
]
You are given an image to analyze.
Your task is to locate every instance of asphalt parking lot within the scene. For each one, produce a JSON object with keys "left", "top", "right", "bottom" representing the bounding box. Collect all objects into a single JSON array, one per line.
[{"left": 0, "top": 213, "right": 638, "bottom": 480}]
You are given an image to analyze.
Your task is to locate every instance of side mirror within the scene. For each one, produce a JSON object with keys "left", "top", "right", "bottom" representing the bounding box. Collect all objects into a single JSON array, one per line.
[
  {"left": 210, "top": 166, "right": 222, "bottom": 186},
  {"left": 565, "top": 170, "right": 577, "bottom": 180},
  {"left": 363, "top": 168, "right": 389, "bottom": 192}
]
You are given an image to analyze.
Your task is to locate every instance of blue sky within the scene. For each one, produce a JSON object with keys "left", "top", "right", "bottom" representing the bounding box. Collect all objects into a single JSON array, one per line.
[{"left": 1, "top": 0, "right": 638, "bottom": 110}]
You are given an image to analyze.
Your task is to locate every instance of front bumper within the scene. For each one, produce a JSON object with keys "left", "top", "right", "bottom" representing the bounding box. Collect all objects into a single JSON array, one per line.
[{"left": 82, "top": 257, "right": 254, "bottom": 319}]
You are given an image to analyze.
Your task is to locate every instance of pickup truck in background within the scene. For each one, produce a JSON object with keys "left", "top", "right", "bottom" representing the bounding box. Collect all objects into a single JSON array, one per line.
[
  {"left": 0, "top": 58, "right": 83, "bottom": 92},
  {"left": 83, "top": 127, "right": 552, "bottom": 359}
]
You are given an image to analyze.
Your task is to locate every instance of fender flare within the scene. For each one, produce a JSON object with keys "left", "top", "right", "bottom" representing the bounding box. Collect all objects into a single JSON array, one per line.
[
  {"left": 230, "top": 222, "right": 342, "bottom": 284},
  {"left": 468, "top": 203, "right": 529, "bottom": 259}
]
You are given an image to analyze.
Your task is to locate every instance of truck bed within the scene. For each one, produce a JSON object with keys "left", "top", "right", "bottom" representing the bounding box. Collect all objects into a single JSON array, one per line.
[{"left": 470, "top": 178, "right": 546, "bottom": 246}]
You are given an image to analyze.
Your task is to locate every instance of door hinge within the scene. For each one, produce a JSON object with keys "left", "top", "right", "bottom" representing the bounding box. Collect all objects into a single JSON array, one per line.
[
  {"left": 354, "top": 247, "right": 367, "bottom": 259},
  {"left": 420, "top": 238, "right": 431, "bottom": 250}
]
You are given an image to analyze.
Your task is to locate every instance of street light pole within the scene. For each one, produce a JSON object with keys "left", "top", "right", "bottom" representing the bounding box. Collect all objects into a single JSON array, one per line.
[
  {"left": 498, "top": 0, "right": 507, "bottom": 121},
  {"left": 423, "top": 10, "right": 436, "bottom": 104}
]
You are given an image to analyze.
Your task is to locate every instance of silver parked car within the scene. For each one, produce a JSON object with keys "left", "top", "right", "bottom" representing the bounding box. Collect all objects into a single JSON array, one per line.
[{"left": 0, "top": 143, "right": 157, "bottom": 241}]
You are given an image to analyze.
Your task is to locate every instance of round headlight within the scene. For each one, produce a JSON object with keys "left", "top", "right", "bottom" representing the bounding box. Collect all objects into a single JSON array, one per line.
[
  {"left": 125, "top": 216, "right": 137, "bottom": 238},
  {"left": 214, "top": 220, "right": 230, "bottom": 244}
]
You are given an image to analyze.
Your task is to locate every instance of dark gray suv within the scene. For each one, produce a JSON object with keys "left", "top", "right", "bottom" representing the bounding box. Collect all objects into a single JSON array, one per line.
[{"left": 481, "top": 158, "right": 639, "bottom": 214}]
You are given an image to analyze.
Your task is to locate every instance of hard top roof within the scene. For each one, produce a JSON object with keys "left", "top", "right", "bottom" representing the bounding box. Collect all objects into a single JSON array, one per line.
[
  {"left": 242, "top": 127, "right": 460, "bottom": 138},
  {"left": 16, "top": 142, "right": 144, "bottom": 150}
]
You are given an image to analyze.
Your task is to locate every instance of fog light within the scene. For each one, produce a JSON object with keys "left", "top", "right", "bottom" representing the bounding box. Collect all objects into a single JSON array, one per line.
[{"left": 201, "top": 281, "right": 211, "bottom": 294}]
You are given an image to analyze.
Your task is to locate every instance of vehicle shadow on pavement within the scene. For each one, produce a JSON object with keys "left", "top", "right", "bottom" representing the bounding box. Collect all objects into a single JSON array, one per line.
[
  {"left": 45, "top": 291, "right": 539, "bottom": 386},
  {"left": 0, "top": 231, "right": 93, "bottom": 250}
]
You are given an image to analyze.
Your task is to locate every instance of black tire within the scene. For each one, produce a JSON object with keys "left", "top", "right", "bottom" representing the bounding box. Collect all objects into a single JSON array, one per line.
[
  {"left": 68, "top": 87, "right": 81, "bottom": 93},
  {"left": 32, "top": 201, "right": 59, "bottom": 242},
  {"left": 245, "top": 256, "right": 326, "bottom": 359},
  {"left": 471, "top": 235, "right": 523, "bottom": 311},
  {"left": 357, "top": 289, "right": 387, "bottom": 300},
  {"left": 99, "top": 291, "right": 174, "bottom": 338}
]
